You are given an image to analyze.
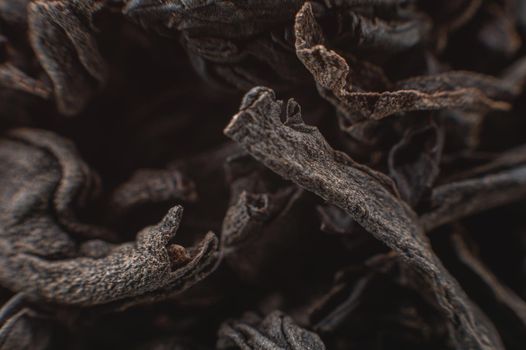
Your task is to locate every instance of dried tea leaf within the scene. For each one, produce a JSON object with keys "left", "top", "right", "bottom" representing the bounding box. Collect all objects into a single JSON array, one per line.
[
  {"left": 2, "top": 204, "right": 219, "bottom": 307},
  {"left": 295, "top": 2, "right": 514, "bottom": 121},
  {"left": 0, "top": 0, "right": 525, "bottom": 347},
  {"left": 224, "top": 86, "right": 504, "bottom": 349},
  {"left": 421, "top": 165, "right": 526, "bottom": 231},
  {"left": 217, "top": 310, "right": 326, "bottom": 350},
  {"left": 0, "top": 129, "right": 220, "bottom": 307},
  {"left": 28, "top": 0, "right": 108, "bottom": 115}
]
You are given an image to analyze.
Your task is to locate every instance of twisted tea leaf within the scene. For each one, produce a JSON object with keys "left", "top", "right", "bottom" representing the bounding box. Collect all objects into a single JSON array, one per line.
[
  {"left": 0, "top": 0, "right": 525, "bottom": 348},
  {"left": 217, "top": 310, "right": 326, "bottom": 350},
  {"left": 0, "top": 129, "right": 220, "bottom": 307},
  {"left": 2, "top": 205, "right": 219, "bottom": 308},
  {"left": 224, "top": 86, "right": 503, "bottom": 349},
  {"left": 295, "top": 3, "right": 514, "bottom": 122}
]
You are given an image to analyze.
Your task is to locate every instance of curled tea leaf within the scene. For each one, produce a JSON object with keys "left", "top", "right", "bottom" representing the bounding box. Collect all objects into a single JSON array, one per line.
[
  {"left": 0, "top": 129, "right": 220, "bottom": 307},
  {"left": 224, "top": 86, "right": 504, "bottom": 349},
  {"left": 295, "top": 2, "right": 514, "bottom": 121},
  {"left": 2, "top": 205, "right": 219, "bottom": 307}
]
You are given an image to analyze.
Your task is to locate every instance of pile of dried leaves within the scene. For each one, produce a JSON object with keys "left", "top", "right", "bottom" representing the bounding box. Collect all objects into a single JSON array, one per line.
[{"left": 0, "top": 0, "right": 526, "bottom": 349}]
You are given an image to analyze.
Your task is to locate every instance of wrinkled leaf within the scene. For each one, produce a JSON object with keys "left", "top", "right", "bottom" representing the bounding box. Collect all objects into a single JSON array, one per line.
[
  {"left": 0, "top": 129, "right": 220, "bottom": 307},
  {"left": 224, "top": 86, "right": 503, "bottom": 349}
]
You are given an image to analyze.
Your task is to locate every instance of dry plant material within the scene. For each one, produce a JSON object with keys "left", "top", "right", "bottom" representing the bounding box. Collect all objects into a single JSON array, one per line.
[
  {"left": 0, "top": 0, "right": 524, "bottom": 349},
  {"left": 224, "top": 86, "right": 503, "bottom": 349},
  {"left": 217, "top": 311, "right": 326, "bottom": 350},
  {"left": 0, "top": 129, "right": 220, "bottom": 307}
]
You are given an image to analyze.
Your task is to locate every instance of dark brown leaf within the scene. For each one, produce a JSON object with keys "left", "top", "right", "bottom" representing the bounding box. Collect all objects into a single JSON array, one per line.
[
  {"left": 224, "top": 86, "right": 503, "bottom": 349},
  {"left": 295, "top": 2, "right": 514, "bottom": 121},
  {"left": 0, "top": 129, "right": 220, "bottom": 307}
]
